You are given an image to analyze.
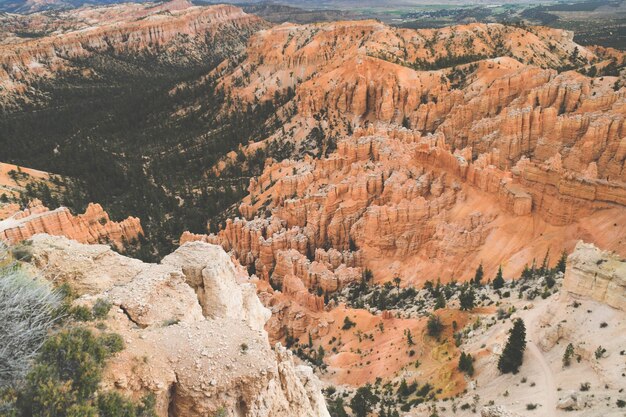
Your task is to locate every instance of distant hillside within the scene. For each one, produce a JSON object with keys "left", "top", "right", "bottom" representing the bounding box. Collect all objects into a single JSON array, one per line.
[{"left": 0, "top": 0, "right": 151, "bottom": 13}]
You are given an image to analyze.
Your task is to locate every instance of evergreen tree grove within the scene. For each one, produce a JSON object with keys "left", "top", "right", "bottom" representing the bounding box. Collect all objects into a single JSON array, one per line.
[{"left": 458, "top": 352, "right": 474, "bottom": 376}]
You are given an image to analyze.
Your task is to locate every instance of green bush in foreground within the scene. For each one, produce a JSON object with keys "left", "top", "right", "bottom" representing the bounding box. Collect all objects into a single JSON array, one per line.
[{"left": 12, "top": 327, "right": 154, "bottom": 417}]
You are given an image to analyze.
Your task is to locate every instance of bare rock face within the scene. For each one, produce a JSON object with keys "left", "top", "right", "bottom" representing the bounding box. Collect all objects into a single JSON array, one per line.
[
  {"left": 28, "top": 234, "right": 145, "bottom": 294},
  {"left": 27, "top": 234, "right": 330, "bottom": 417},
  {"left": 162, "top": 241, "right": 271, "bottom": 331},
  {"left": 557, "top": 392, "right": 584, "bottom": 410},
  {"left": 0, "top": 202, "right": 143, "bottom": 250},
  {"left": 563, "top": 241, "right": 626, "bottom": 311}
]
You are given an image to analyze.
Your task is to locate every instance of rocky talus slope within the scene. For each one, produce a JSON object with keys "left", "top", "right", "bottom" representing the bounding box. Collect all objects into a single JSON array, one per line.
[
  {"left": 0, "top": 201, "right": 143, "bottom": 250},
  {"left": 25, "top": 234, "right": 329, "bottom": 417}
]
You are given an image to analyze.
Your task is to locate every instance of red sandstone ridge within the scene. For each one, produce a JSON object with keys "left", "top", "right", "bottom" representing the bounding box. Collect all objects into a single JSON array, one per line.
[
  {"left": 214, "top": 21, "right": 598, "bottom": 106},
  {"left": 0, "top": 201, "right": 143, "bottom": 250}
]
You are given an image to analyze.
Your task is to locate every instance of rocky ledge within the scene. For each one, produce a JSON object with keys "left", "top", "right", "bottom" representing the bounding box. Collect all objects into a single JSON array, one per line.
[{"left": 25, "top": 234, "right": 330, "bottom": 417}]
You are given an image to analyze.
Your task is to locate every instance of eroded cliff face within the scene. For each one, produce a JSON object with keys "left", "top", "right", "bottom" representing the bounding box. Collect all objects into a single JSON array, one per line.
[
  {"left": 563, "top": 241, "right": 626, "bottom": 311},
  {"left": 0, "top": 0, "right": 269, "bottom": 109},
  {"left": 26, "top": 234, "right": 330, "bottom": 417},
  {"left": 211, "top": 18, "right": 625, "bottom": 190},
  {"left": 0, "top": 201, "right": 143, "bottom": 250}
]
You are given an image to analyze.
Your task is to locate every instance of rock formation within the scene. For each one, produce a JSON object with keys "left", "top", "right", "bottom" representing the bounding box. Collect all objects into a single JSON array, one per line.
[
  {"left": 563, "top": 241, "right": 626, "bottom": 311},
  {"left": 26, "top": 234, "right": 330, "bottom": 417},
  {"left": 194, "top": 18, "right": 626, "bottom": 292},
  {"left": 0, "top": 201, "right": 143, "bottom": 250},
  {"left": 185, "top": 124, "right": 626, "bottom": 287}
]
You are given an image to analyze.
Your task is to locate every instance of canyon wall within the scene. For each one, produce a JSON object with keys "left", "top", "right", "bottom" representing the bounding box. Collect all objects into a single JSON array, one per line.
[{"left": 0, "top": 0, "right": 269, "bottom": 108}]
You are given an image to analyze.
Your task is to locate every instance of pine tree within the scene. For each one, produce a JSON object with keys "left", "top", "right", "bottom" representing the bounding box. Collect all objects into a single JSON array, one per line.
[
  {"left": 493, "top": 266, "right": 505, "bottom": 289},
  {"left": 498, "top": 319, "right": 526, "bottom": 374},
  {"left": 427, "top": 314, "right": 444, "bottom": 338},
  {"left": 405, "top": 329, "right": 415, "bottom": 346},
  {"left": 473, "top": 263, "right": 484, "bottom": 286},
  {"left": 458, "top": 352, "right": 474, "bottom": 376},
  {"left": 350, "top": 385, "right": 378, "bottom": 417},
  {"left": 556, "top": 250, "right": 567, "bottom": 274},
  {"left": 327, "top": 398, "right": 349, "bottom": 417},
  {"left": 540, "top": 249, "right": 550, "bottom": 275},
  {"left": 393, "top": 276, "right": 401, "bottom": 290},
  {"left": 434, "top": 293, "right": 446, "bottom": 310},
  {"left": 459, "top": 288, "right": 475, "bottom": 311},
  {"left": 398, "top": 378, "right": 410, "bottom": 397},
  {"left": 562, "top": 343, "right": 574, "bottom": 367}
]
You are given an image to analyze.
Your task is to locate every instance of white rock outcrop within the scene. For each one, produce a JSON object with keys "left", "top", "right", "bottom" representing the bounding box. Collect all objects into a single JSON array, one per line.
[
  {"left": 563, "top": 241, "right": 626, "bottom": 311},
  {"left": 480, "top": 406, "right": 523, "bottom": 417},
  {"left": 27, "top": 234, "right": 330, "bottom": 417}
]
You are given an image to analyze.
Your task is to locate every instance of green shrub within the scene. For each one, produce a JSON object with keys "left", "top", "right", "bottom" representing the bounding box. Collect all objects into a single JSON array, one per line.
[
  {"left": 427, "top": 315, "right": 444, "bottom": 338},
  {"left": 10, "top": 245, "right": 33, "bottom": 262},
  {"left": 97, "top": 392, "right": 156, "bottom": 417},
  {"left": 92, "top": 299, "right": 112, "bottom": 320},
  {"left": 99, "top": 333, "right": 125, "bottom": 354},
  {"left": 595, "top": 346, "right": 606, "bottom": 359},
  {"left": 70, "top": 305, "right": 94, "bottom": 322}
]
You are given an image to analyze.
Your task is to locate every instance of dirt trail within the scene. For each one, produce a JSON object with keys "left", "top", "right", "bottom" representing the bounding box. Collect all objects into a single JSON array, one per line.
[{"left": 527, "top": 340, "right": 558, "bottom": 416}]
